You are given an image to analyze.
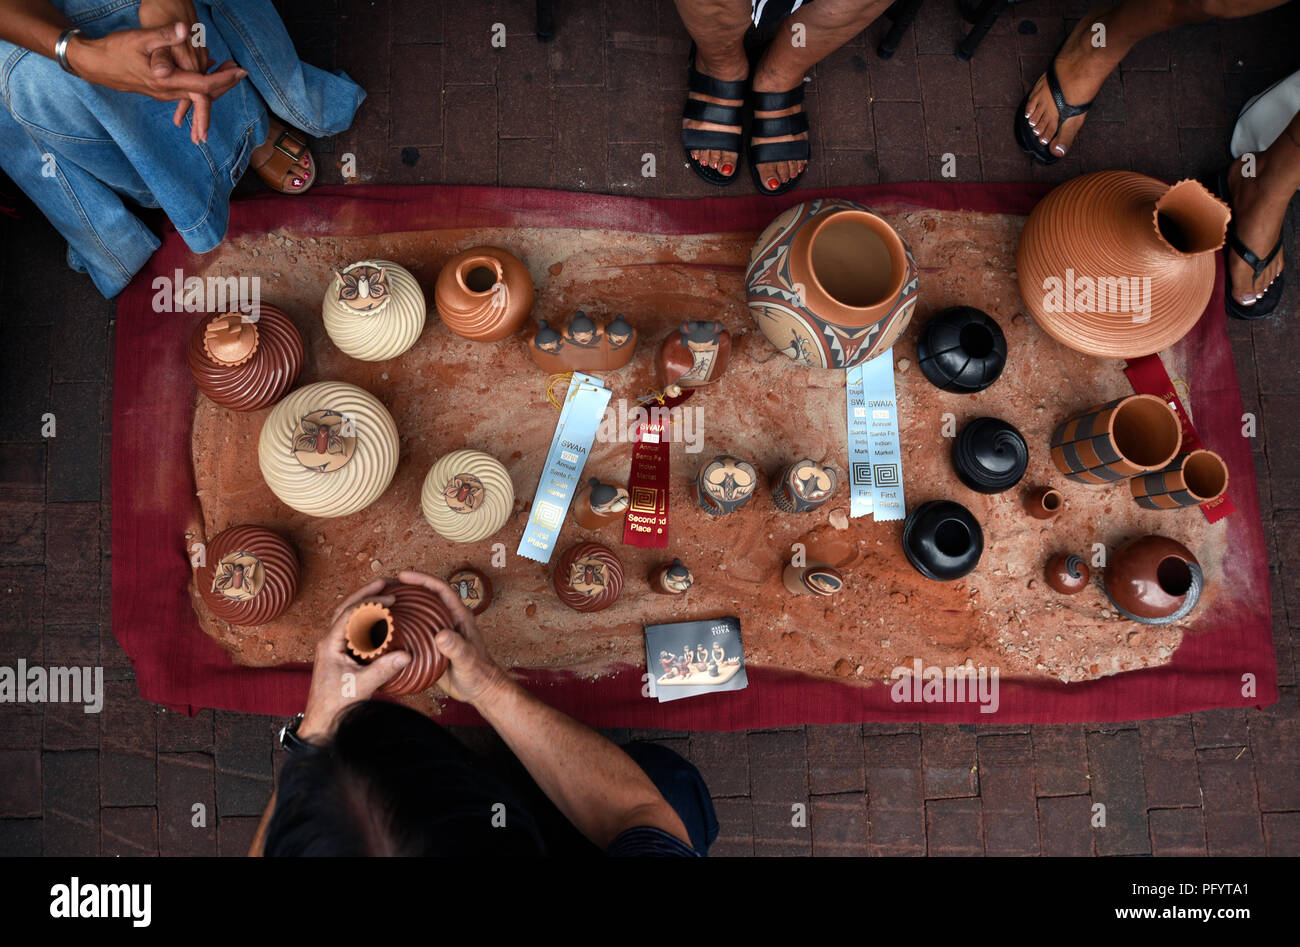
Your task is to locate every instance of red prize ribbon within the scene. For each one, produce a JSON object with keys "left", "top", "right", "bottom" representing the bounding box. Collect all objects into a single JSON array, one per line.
[{"left": 622, "top": 418, "right": 670, "bottom": 548}]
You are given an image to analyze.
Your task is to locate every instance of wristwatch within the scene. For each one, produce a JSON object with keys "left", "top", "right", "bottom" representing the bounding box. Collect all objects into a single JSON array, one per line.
[{"left": 277, "top": 713, "right": 315, "bottom": 755}]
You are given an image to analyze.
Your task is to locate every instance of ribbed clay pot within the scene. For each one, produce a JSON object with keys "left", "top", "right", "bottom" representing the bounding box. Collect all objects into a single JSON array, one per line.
[
  {"left": 322, "top": 259, "right": 427, "bottom": 361},
  {"left": 553, "top": 542, "right": 624, "bottom": 612},
  {"left": 902, "top": 500, "right": 984, "bottom": 581},
  {"left": 1050, "top": 394, "right": 1182, "bottom": 485},
  {"left": 1017, "top": 174, "right": 1229, "bottom": 358},
  {"left": 434, "top": 245, "right": 534, "bottom": 342},
  {"left": 952, "top": 418, "right": 1029, "bottom": 494},
  {"left": 916, "top": 307, "right": 1007, "bottom": 393},
  {"left": 188, "top": 308, "right": 303, "bottom": 411},
  {"left": 343, "top": 584, "right": 455, "bottom": 694},
  {"left": 447, "top": 567, "right": 493, "bottom": 615},
  {"left": 1130, "top": 449, "right": 1229, "bottom": 510},
  {"left": 1103, "top": 535, "right": 1203, "bottom": 625},
  {"left": 197, "top": 525, "right": 300, "bottom": 626},
  {"left": 746, "top": 199, "right": 919, "bottom": 369},
  {"left": 420, "top": 449, "right": 515, "bottom": 543}
]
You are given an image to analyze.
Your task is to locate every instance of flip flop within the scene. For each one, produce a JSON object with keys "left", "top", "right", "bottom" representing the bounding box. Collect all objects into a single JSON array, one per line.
[
  {"left": 1212, "top": 166, "right": 1285, "bottom": 320},
  {"left": 681, "top": 46, "right": 746, "bottom": 186},
  {"left": 749, "top": 85, "right": 810, "bottom": 196},
  {"left": 1015, "top": 51, "right": 1092, "bottom": 166},
  {"left": 253, "top": 127, "right": 316, "bottom": 195}
]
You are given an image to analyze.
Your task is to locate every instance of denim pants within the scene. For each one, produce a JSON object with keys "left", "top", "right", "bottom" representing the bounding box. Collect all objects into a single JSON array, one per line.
[{"left": 0, "top": 0, "right": 365, "bottom": 297}]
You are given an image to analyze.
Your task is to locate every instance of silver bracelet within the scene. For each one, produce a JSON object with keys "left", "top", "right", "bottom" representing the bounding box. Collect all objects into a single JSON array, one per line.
[{"left": 54, "top": 27, "right": 83, "bottom": 76}]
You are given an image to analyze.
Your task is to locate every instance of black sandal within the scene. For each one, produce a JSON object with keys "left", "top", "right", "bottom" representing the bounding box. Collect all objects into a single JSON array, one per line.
[
  {"left": 749, "top": 85, "right": 810, "bottom": 196},
  {"left": 681, "top": 48, "right": 746, "bottom": 186},
  {"left": 1015, "top": 52, "right": 1092, "bottom": 166},
  {"left": 1212, "top": 166, "right": 1286, "bottom": 320}
]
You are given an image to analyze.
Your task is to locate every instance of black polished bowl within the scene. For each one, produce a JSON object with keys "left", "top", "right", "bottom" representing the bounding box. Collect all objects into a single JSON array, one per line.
[
  {"left": 902, "top": 500, "right": 984, "bottom": 581},
  {"left": 916, "top": 307, "right": 1007, "bottom": 393},
  {"left": 952, "top": 417, "right": 1028, "bottom": 494}
]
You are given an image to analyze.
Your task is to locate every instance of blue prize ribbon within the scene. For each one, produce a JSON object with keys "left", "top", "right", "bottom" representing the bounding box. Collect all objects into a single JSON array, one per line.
[
  {"left": 845, "top": 363, "right": 873, "bottom": 518},
  {"left": 859, "top": 347, "right": 905, "bottom": 521}
]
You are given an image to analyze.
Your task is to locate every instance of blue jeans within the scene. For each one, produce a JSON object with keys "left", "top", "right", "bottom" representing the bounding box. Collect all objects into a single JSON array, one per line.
[{"left": 0, "top": 0, "right": 364, "bottom": 297}]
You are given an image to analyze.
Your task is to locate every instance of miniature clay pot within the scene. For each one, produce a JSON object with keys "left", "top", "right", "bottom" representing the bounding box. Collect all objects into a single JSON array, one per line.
[
  {"left": 527, "top": 311, "right": 637, "bottom": 373},
  {"left": 1050, "top": 394, "right": 1182, "bottom": 485},
  {"left": 650, "top": 558, "right": 693, "bottom": 595},
  {"left": 196, "top": 525, "right": 300, "bottom": 626},
  {"left": 1017, "top": 174, "right": 1229, "bottom": 358},
  {"left": 695, "top": 455, "right": 758, "bottom": 516},
  {"left": 902, "top": 500, "right": 984, "bottom": 581},
  {"left": 420, "top": 449, "right": 514, "bottom": 543},
  {"left": 782, "top": 562, "right": 844, "bottom": 596},
  {"left": 1045, "top": 553, "right": 1090, "bottom": 594},
  {"left": 257, "top": 380, "right": 400, "bottom": 518},
  {"left": 1024, "top": 486, "right": 1064, "bottom": 520},
  {"left": 572, "top": 477, "right": 630, "bottom": 530},
  {"left": 434, "top": 245, "right": 534, "bottom": 342},
  {"left": 1130, "top": 449, "right": 1229, "bottom": 510},
  {"left": 447, "top": 567, "right": 493, "bottom": 616},
  {"left": 657, "top": 321, "right": 731, "bottom": 393},
  {"left": 322, "top": 259, "right": 427, "bottom": 361},
  {"left": 952, "top": 417, "right": 1029, "bottom": 494},
  {"left": 188, "top": 307, "right": 304, "bottom": 411},
  {"left": 746, "top": 198, "right": 919, "bottom": 369},
  {"left": 771, "top": 458, "right": 838, "bottom": 513},
  {"left": 1103, "top": 535, "right": 1203, "bottom": 625},
  {"left": 553, "top": 542, "right": 625, "bottom": 612},
  {"left": 916, "top": 306, "right": 1007, "bottom": 393},
  {"left": 344, "top": 583, "right": 455, "bottom": 694}
]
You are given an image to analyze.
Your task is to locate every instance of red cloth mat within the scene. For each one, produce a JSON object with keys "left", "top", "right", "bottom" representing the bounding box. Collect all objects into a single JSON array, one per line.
[{"left": 112, "top": 183, "right": 1277, "bottom": 725}]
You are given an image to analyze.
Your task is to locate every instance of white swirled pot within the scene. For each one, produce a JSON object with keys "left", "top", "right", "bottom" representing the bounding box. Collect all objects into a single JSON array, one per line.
[
  {"left": 258, "top": 380, "right": 400, "bottom": 518},
  {"left": 322, "top": 259, "right": 427, "bottom": 361},
  {"left": 420, "top": 449, "right": 515, "bottom": 542}
]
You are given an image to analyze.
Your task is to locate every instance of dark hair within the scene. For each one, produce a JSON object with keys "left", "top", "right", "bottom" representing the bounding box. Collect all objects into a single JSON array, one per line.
[{"left": 264, "top": 701, "right": 544, "bottom": 856}]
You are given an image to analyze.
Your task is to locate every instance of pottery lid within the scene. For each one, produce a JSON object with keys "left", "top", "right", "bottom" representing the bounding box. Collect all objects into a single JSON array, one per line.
[
  {"left": 211, "top": 550, "right": 265, "bottom": 601},
  {"left": 290, "top": 409, "right": 358, "bottom": 472},
  {"left": 203, "top": 314, "right": 259, "bottom": 365},
  {"left": 334, "top": 262, "right": 392, "bottom": 315},
  {"left": 443, "top": 472, "right": 486, "bottom": 513}
]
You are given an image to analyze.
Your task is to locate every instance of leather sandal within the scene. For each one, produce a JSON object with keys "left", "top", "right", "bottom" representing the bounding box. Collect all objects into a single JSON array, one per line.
[
  {"left": 1213, "top": 166, "right": 1285, "bottom": 320},
  {"left": 253, "top": 126, "right": 316, "bottom": 195},
  {"left": 749, "top": 85, "right": 810, "bottom": 196},
  {"left": 1015, "top": 51, "right": 1092, "bottom": 166},
  {"left": 681, "top": 46, "right": 746, "bottom": 186}
]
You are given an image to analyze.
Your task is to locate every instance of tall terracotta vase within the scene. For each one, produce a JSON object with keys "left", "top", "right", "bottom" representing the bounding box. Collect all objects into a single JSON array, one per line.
[
  {"left": 196, "top": 525, "right": 300, "bottom": 626},
  {"left": 746, "top": 199, "right": 918, "bottom": 369},
  {"left": 1016, "top": 173, "right": 1229, "bottom": 358},
  {"left": 188, "top": 308, "right": 303, "bottom": 411},
  {"left": 343, "top": 583, "right": 455, "bottom": 694},
  {"left": 434, "top": 245, "right": 535, "bottom": 341}
]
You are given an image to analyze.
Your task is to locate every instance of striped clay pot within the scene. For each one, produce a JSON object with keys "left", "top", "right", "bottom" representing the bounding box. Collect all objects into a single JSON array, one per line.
[
  {"left": 1130, "top": 448, "right": 1228, "bottom": 510},
  {"left": 1050, "top": 394, "right": 1182, "bottom": 485}
]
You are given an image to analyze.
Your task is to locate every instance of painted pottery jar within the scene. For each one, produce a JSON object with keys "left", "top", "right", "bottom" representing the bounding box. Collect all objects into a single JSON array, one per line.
[
  {"left": 1050, "top": 394, "right": 1182, "bottom": 485},
  {"left": 1024, "top": 486, "right": 1064, "bottom": 521},
  {"left": 657, "top": 321, "right": 731, "bottom": 393},
  {"left": 434, "top": 245, "right": 535, "bottom": 342},
  {"left": 771, "top": 458, "right": 838, "bottom": 513},
  {"left": 553, "top": 542, "right": 624, "bottom": 612},
  {"left": 322, "top": 259, "right": 426, "bottom": 361},
  {"left": 196, "top": 525, "right": 300, "bottom": 626},
  {"left": 695, "top": 455, "right": 758, "bottom": 516},
  {"left": 916, "top": 307, "right": 1006, "bottom": 393},
  {"left": 952, "top": 418, "right": 1029, "bottom": 494},
  {"left": 782, "top": 562, "right": 844, "bottom": 596},
  {"left": 343, "top": 583, "right": 455, "bottom": 694},
  {"left": 573, "top": 477, "right": 629, "bottom": 530},
  {"left": 447, "top": 567, "right": 493, "bottom": 615},
  {"left": 1130, "top": 449, "right": 1229, "bottom": 510},
  {"left": 421, "top": 449, "right": 514, "bottom": 543},
  {"left": 650, "top": 558, "right": 693, "bottom": 595},
  {"left": 258, "top": 380, "right": 400, "bottom": 518},
  {"left": 1017, "top": 174, "right": 1230, "bottom": 358},
  {"left": 188, "top": 308, "right": 304, "bottom": 411},
  {"left": 1045, "top": 553, "right": 1090, "bottom": 594},
  {"left": 746, "top": 198, "right": 919, "bottom": 370},
  {"left": 902, "top": 500, "right": 984, "bottom": 581},
  {"left": 1103, "top": 535, "right": 1203, "bottom": 625}
]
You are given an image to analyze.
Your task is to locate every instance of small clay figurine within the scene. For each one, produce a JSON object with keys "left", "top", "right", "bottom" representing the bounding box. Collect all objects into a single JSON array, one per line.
[
  {"left": 782, "top": 561, "right": 844, "bottom": 596},
  {"left": 527, "top": 310, "right": 637, "bottom": 373},
  {"left": 1024, "top": 486, "right": 1064, "bottom": 521},
  {"left": 696, "top": 455, "right": 758, "bottom": 516},
  {"left": 447, "top": 567, "right": 493, "bottom": 615},
  {"left": 649, "top": 558, "right": 693, "bottom": 595},
  {"left": 553, "top": 542, "right": 625, "bottom": 612},
  {"left": 657, "top": 321, "right": 731, "bottom": 395},
  {"left": 772, "top": 458, "right": 838, "bottom": 514},
  {"left": 711, "top": 641, "right": 726, "bottom": 664},
  {"left": 1045, "top": 553, "right": 1090, "bottom": 594},
  {"left": 573, "top": 477, "right": 630, "bottom": 530}
]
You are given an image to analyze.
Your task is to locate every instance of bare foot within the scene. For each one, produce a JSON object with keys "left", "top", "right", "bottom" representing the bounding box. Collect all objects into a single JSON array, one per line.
[
  {"left": 1023, "top": 6, "right": 1124, "bottom": 158},
  {"left": 1226, "top": 159, "right": 1287, "bottom": 307},
  {"left": 251, "top": 119, "right": 313, "bottom": 192},
  {"left": 683, "top": 50, "right": 748, "bottom": 179},
  {"left": 750, "top": 64, "right": 808, "bottom": 190}
]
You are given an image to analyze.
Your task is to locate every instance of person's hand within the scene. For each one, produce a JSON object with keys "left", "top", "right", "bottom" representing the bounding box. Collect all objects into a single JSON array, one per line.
[
  {"left": 298, "top": 579, "right": 411, "bottom": 742},
  {"left": 398, "top": 570, "right": 513, "bottom": 707},
  {"left": 136, "top": 0, "right": 222, "bottom": 144}
]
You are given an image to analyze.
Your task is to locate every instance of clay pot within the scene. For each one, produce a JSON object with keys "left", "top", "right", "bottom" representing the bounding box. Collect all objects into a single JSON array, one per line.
[
  {"left": 322, "top": 259, "right": 427, "bottom": 361},
  {"left": 782, "top": 562, "right": 844, "bottom": 596},
  {"left": 1103, "top": 535, "right": 1203, "bottom": 625},
  {"left": 420, "top": 449, "right": 514, "bottom": 543},
  {"left": 1050, "top": 394, "right": 1182, "bottom": 485},
  {"left": 657, "top": 321, "right": 731, "bottom": 393},
  {"left": 1131, "top": 449, "right": 1229, "bottom": 510},
  {"left": 434, "top": 245, "right": 534, "bottom": 342},
  {"left": 916, "top": 307, "right": 1007, "bottom": 393},
  {"left": 188, "top": 308, "right": 303, "bottom": 411},
  {"left": 1045, "top": 553, "right": 1090, "bottom": 594},
  {"left": 197, "top": 525, "right": 300, "bottom": 626},
  {"left": 771, "top": 458, "right": 838, "bottom": 513},
  {"left": 746, "top": 198, "right": 919, "bottom": 369},
  {"left": 343, "top": 583, "right": 454, "bottom": 694},
  {"left": 527, "top": 311, "right": 637, "bottom": 373},
  {"left": 952, "top": 418, "right": 1029, "bottom": 494},
  {"left": 257, "top": 380, "right": 400, "bottom": 518},
  {"left": 902, "top": 500, "right": 984, "bottom": 581},
  {"left": 573, "top": 477, "right": 629, "bottom": 530},
  {"left": 695, "top": 455, "right": 758, "bottom": 516},
  {"left": 1017, "top": 174, "right": 1229, "bottom": 358},
  {"left": 1024, "top": 486, "right": 1064, "bottom": 520},
  {"left": 447, "top": 567, "right": 493, "bottom": 615},
  {"left": 649, "top": 558, "right": 693, "bottom": 595},
  {"left": 553, "top": 542, "right": 624, "bottom": 612}
]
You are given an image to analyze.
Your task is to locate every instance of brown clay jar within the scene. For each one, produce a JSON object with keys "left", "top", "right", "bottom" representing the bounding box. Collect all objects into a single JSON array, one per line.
[
  {"left": 1045, "top": 553, "right": 1090, "bottom": 594},
  {"left": 344, "top": 583, "right": 455, "bottom": 694},
  {"left": 196, "top": 525, "right": 300, "bottom": 626},
  {"left": 656, "top": 321, "right": 731, "bottom": 394},
  {"left": 434, "top": 245, "right": 535, "bottom": 342},
  {"left": 1103, "top": 535, "right": 1204, "bottom": 625},
  {"left": 553, "top": 542, "right": 625, "bottom": 612},
  {"left": 1024, "top": 487, "right": 1064, "bottom": 520},
  {"left": 188, "top": 308, "right": 304, "bottom": 411}
]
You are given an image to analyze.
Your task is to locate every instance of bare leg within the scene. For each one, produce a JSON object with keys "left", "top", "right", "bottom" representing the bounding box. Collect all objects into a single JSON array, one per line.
[
  {"left": 1025, "top": 0, "right": 1291, "bottom": 159},
  {"left": 1226, "top": 112, "right": 1300, "bottom": 307},
  {"left": 674, "top": 0, "right": 752, "bottom": 176}
]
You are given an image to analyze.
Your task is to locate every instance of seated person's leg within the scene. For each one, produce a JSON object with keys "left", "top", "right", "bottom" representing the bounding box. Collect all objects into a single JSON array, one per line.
[{"left": 620, "top": 741, "right": 720, "bottom": 854}]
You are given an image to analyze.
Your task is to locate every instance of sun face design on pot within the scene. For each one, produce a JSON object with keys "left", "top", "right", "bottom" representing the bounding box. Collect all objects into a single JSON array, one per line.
[
  {"left": 443, "top": 473, "right": 484, "bottom": 514},
  {"left": 210, "top": 551, "right": 264, "bottom": 601},
  {"left": 335, "top": 264, "right": 390, "bottom": 312},
  {"left": 290, "top": 409, "right": 357, "bottom": 473}
]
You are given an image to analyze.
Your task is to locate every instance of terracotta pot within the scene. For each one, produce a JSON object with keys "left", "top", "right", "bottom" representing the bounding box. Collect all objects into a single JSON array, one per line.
[
  {"left": 1103, "top": 535, "right": 1203, "bottom": 625},
  {"left": 257, "top": 380, "right": 400, "bottom": 518},
  {"left": 649, "top": 558, "right": 693, "bottom": 595},
  {"left": 657, "top": 321, "right": 731, "bottom": 393},
  {"left": 447, "top": 567, "right": 493, "bottom": 615},
  {"left": 1024, "top": 486, "right": 1064, "bottom": 520},
  {"left": 782, "top": 562, "right": 844, "bottom": 596},
  {"left": 1050, "top": 394, "right": 1182, "bottom": 485},
  {"left": 196, "top": 525, "right": 299, "bottom": 626},
  {"left": 420, "top": 449, "right": 514, "bottom": 543},
  {"left": 527, "top": 311, "right": 637, "bottom": 373},
  {"left": 553, "top": 542, "right": 624, "bottom": 612},
  {"left": 746, "top": 198, "right": 919, "bottom": 369},
  {"left": 1045, "top": 553, "right": 1090, "bottom": 594},
  {"left": 695, "top": 455, "right": 758, "bottom": 516},
  {"left": 343, "top": 583, "right": 454, "bottom": 694},
  {"left": 1130, "top": 449, "right": 1229, "bottom": 509},
  {"left": 952, "top": 417, "right": 1028, "bottom": 494},
  {"left": 322, "top": 259, "right": 427, "bottom": 361},
  {"left": 573, "top": 477, "right": 629, "bottom": 530},
  {"left": 771, "top": 458, "right": 838, "bottom": 513},
  {"left": 1017, "top": 174, "right": 1229, "bottom": 358},
  {"left": 434, "top": 245, "right": 534, "bottom": 342},
  {"left": 916, "top": 306, "right": 1007, "bottom": 393},
  {"left": 902, "top": 500, "right": 984, "bottom": 581},
  {"left": 188, "top": 307, "right": 303, "bottom": 411}
]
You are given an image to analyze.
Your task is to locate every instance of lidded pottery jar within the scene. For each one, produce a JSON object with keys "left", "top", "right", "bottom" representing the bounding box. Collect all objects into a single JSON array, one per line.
[
  {"left": 1102, "top": 535, "right": 1203, "bottom": 625},
  {"left": 553, "top": 542, "right": 625, "bottom": 612},
  {"left": 434, "top": 245, "right": 535, "bottom": 342},
  {"left": 447, "top": 567, "right": 493, "bottom": 615},
  {"left": 322, "top": 259, "right": 427, "bottom": 361},
  {"left": 188, "top": 308, "right": 304, "bottom": 411},
  {"left": 1016, "top": 173, "right": 1230, "bottom": 358},
  {"left": 343, "top": 583, "right": 456, "bottom": 694},
  {"left": 196, "top": 525, "right": 300, "bottom": 626},
  {"left": 746, "top": 198, "right": 919, "bottom": 369},
  {"left": 257, "top": 380, "right": 400, "bottom": 518},
  {"left": 420, "top": 449, "right": 515, "bottom": 542}
]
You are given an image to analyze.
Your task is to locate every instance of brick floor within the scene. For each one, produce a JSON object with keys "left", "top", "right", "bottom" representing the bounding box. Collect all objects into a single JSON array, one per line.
[{"left": 0, "top": 0, "right": 1298, "bottom": 857}]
